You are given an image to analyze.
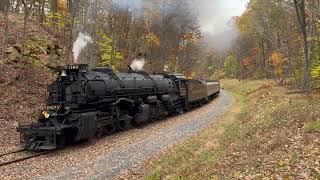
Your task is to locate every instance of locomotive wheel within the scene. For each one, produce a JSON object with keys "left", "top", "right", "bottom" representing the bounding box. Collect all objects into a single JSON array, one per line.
[
  {"left": 184, "top": 103, "right": 190, "bottom": 111},
  {"left": 197, "top": 101, "right": 202, "bottom": 107},
  {"left": 96, "top": 130, "right": 104, "bottom": 138},
  {"left": 175, "top": 107, "right": 184, "bottom": 115},
  {"left": 56, "top": 135, "right": 66, "bottom": 149},
  {"left": 133, "top": 121, "right": 142, "bottom": 126},
  {"left": 104, "top": 124, "right": 116, "bottom": 135},
  {"left": 152, "top": 116, "right": 160, "bottom": 122},
  {"left": 117, "top": 119, "right": 132, "bottom": 131},
  {"left": 117, "top": 114, "right": 133, "bottom": 131}
]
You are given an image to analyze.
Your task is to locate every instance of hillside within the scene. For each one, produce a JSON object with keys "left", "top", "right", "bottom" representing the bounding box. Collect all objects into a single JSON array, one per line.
[
  {"left": 127, "top": 80, "right": 320, "bottom": 179},
  {"left": 0, "top": 14, "right": 63, "bottom": 152}
]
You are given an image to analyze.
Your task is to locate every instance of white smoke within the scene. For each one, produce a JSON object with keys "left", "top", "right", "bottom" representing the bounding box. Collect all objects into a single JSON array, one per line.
[
  {"left": 163, "top": 65, "right": 169, "bottom": 72},
  {"left": 192, "top": 0, "right": 249, "bottom": 52},
  {"left": 72, "top": 32, "right": 93, "bottom": 63},
  {"left": 117, "top": 0, "right": 143, "bottom": 16},
  {"left": 201, "top": 22, "right": 240, "bottom": 53},
  {"left": 130, "top": 57, "right": 146, "bottom": 71},
  {"left": 115, "top": 0, "right": 249, "bottom": 53}
]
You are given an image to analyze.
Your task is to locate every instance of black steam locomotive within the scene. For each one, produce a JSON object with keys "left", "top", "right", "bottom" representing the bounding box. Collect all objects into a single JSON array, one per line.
[{"left": 17, "top": 64, "right": 220, "bottom": 150}]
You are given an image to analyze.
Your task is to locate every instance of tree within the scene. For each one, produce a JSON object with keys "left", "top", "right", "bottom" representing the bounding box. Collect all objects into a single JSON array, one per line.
[
  {"left": 270, "top": 51, "right": 286, "bottom": 84},
  {"left": 224, "top": 55, "right": 238, "bottom": 78},
  {"left": 21, "top": 0, "right": 36, "bottom": 52},
  {"left": 293, "top": 0, "right": 311, "bottom": 91},
  {"left": 0, "top": 0, "right": 10, "bottom": 76},
  {"left": 0, "top": 0, "right": 206, "bottom": 77},
  {"left": 97, "top": 32, "right": 123, "bottom": 69}
]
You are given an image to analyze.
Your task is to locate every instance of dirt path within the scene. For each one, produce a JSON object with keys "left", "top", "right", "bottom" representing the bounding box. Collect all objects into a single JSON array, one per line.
[{"left": 0, "top": 91, "right": 234, "bottom": 179}]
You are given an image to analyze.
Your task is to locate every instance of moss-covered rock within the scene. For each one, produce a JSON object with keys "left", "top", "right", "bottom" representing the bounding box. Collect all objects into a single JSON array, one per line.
[
  {"left": 5, "top": 46, "right": 21, "bottom": 63},
  {"left": 4, "top": 35, "right": 64, "bottom": 69}
]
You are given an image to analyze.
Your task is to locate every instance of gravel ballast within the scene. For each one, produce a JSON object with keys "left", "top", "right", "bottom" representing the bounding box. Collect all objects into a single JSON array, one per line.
[
  {"left": 44, "top": 91, "right": 234, "bottom": 179},
  {"left": 0, "top": 91, "right": 233, "bottom": 179}
]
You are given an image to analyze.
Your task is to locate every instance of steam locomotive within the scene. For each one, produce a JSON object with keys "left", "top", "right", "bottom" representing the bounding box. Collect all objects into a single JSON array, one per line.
[{"left": 17, "top": 64, "right": 220, "bottom": 150}]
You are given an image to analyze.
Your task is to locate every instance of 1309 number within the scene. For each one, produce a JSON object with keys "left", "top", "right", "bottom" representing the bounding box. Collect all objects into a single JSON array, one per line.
[{"left": 68, "top": 65, "right": 79, "bottom": 70}]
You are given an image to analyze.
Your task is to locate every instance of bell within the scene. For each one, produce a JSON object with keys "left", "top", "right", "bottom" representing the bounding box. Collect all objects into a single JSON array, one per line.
[{"left": 60, "top": 70, "right": 67, "bottom": 77}]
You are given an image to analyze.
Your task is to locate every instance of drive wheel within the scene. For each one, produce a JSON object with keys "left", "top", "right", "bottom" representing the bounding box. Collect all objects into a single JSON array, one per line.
[
  {"left": 117, "top": 119, "right": 132, "bottom": 131},
  {"left": 104, "top": 123, "right": 117, "bottom": 135},
  {"left": 96, "top": 130, "right": 104, "bottom": 138},
  {"left": 56, "top": 135, "right": 66, "bottom": 149},
  {"left": 117, "top": 114, "right": 133, "bottom": 131}
]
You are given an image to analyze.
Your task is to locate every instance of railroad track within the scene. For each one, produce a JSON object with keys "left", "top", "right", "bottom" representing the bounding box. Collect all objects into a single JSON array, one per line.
[{"left": 0, "top": 149, "right": 50, "bottom": 167}]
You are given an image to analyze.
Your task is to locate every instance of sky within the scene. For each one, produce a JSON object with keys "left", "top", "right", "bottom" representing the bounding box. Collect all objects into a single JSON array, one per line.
[{"left": 198, "top": 0, "right": 250, "bottom": 35}]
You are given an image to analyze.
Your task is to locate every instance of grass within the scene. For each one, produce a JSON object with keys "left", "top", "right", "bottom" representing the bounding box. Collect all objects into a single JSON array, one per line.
[
  {"left": 141, "top": 79, "right": 320, "bottom": 179},
  {"left": 221, "top": 79, "right": 269, "bottom": 96},
  {"left": 143, "top": 79, "right": 269, "bottom": 179},
  {"left": 304, "top": 121, "right": 320, "bottom": 133}
]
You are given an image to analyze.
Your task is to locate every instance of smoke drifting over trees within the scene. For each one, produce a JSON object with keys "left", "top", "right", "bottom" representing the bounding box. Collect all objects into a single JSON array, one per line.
[
  {"left": 0, "top": 0, "right": 250, "bottom": 78},
  {"left": 195, "top": 0, "right": 248, "bottom": 52},
  {"left": 1, "top": 0, "right": 317, "bottom": 90},
  {"left": 115, "top": 0, "right": 247, "bottom": 52}
]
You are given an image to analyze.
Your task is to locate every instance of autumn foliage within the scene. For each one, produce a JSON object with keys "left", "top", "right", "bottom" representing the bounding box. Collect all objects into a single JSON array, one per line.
[
  {"left": 270, "top": 52, "right": 286, "bottom": 81},
  {"left": 221, "top": 0, "right": 320, "bottom": 89}
]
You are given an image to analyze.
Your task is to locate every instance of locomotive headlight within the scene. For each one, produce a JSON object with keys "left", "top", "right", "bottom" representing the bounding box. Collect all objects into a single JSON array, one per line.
[
  {"left": 60, "top": 70, "right": 67, "bottom": 77},
  {"left": 42, "top": 111, "right": 50, "bottom": 119}
]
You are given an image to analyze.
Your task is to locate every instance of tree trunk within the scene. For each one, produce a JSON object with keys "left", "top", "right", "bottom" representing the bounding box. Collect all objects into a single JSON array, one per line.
[
  {"left": 0, "top": 0, "right": 6, "bottom": 12},
  {"left": 14, "top": 0, "right": 21, "bottom": 13},
  {"left": 51, "top": 0, "right": 58, "bottom": 12},
  {"left": 67, "top": 0, "right": 79, "bottom": 64},
  {"left": 1, "top": 0, "right": 10, "bottom": 76},
  {"left": 294, "top": 0, "right": 311, "bottom": 92},
  {"left": 20, "top": 0, "right": 34, "bottom": 63},
  {"left": 51, "top": 0, "right": 58, "bottom": 31},
  {"left": 37, "top": 0, "right": 43, "bottom": 23}
]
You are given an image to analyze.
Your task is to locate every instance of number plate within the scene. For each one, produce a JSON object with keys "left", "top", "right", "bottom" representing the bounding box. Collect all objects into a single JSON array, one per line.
[{"left": 68, "top": 65, "right": 79, "bottom": 70}]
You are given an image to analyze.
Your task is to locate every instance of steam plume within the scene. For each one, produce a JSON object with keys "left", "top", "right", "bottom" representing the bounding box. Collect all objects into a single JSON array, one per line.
[
  {"left": 130, "top": 57, "right": 146, "bottom": 71},
  {"left": 72, "top": 32, "right": 93, "bottom": 63},
  {"left": 163, "top": 65, "right": 169, "bottom": 72}
]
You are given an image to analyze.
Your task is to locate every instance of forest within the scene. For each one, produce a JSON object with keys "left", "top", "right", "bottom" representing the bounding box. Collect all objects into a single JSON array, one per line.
[
  {"left": 228, "top": 0, "right": 320, "bottom": 92},
  {"left": 0, "top": 0, "right": 319, "bottom": 89},
  {"left": 0, "top": 0, "right": 204, "bottom": 77}
]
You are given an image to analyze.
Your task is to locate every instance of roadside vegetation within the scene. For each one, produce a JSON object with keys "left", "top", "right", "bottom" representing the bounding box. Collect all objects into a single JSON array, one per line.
[{"left": 143, "top": 80, "right": 320, "bottom": 179}]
